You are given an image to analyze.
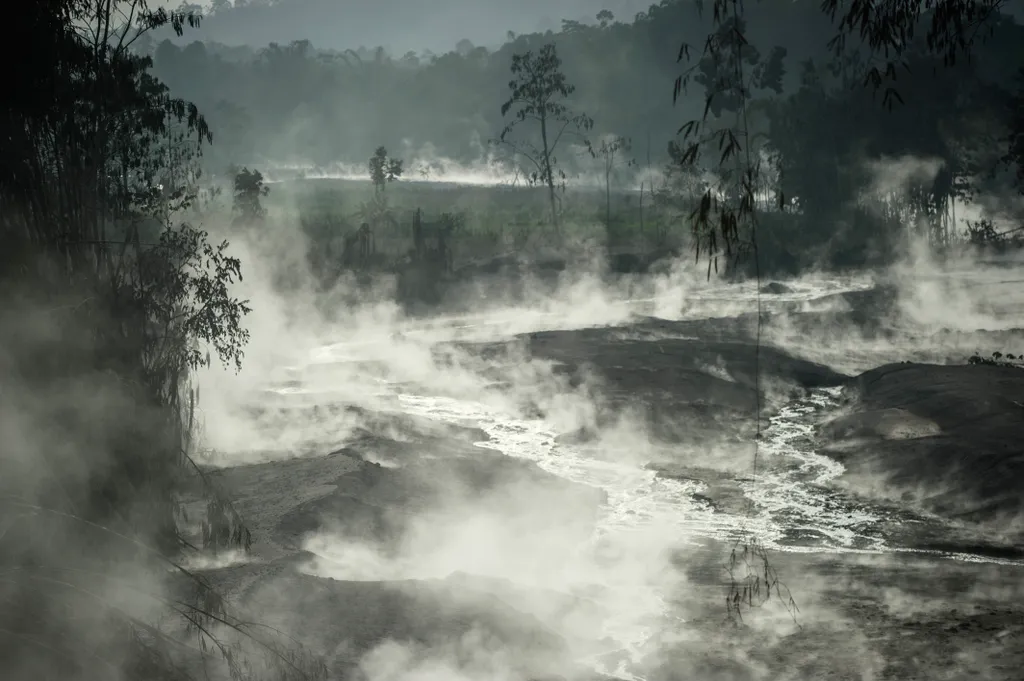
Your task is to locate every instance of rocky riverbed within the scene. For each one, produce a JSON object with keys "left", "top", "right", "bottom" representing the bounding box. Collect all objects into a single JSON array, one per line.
[{"left": 186, "top": 266, "right": 1024, "bottom": 681}]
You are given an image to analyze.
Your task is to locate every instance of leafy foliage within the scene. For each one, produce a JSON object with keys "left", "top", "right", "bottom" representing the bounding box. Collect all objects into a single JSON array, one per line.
[
  {"left": 672, "top": 9, "right": 784, "bottom": 276},
  {"left": 0, "top": 1, "right": 322, "bottom": 679},
  {"left": 965, "top": 217, "right": 1024, "bottom": 249},
  {"left": 821, "top": 0, "right": 1006, "bottom": 99},
  {"left": 142, "top": 0, "right": 1020, "bottom": 209},
  {"left": 672, "top": 0, "right": 795, "bottom": 625},
  {"left": 140, "top": 223, "right": 251, "bottom": 373},
  {"left": 597, "top": 135, "right": 636, "bottom": 228},
  {"left": 352, "top": 146, "right": 405, "bottom": 251},
  {"left": 498, "top": 43, "right": 594, "bottom": 229},
  {"left": 232, "top": 167, "right": 270, "bottom": 225},
  {"left": 967, "top": 350, "right": 1023, "bottom": 367},
  {"left": 368, "top": 146, "right": 404, "bottom": 192},
  {"left": 725, "top": 540, "right": 800, "bottom": 626}
]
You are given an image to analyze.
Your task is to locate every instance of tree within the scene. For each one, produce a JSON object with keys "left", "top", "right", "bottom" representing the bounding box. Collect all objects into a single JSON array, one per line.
[
  {"left": 232, "top": 166, "right": 270, "bottom": 225},
  {"left": 499, "top": 43, "right": 594, "bottom": 230},
  {"left": 355, "top": 146, "right": 403, "bottom": 255},
  {"left": 0, "top": 2, "right": 324, "bottom": 679},
  {"left": 368, "top": 145, "right": 404, "bottom": 193},
  {"left": 1, "top": 0, "right": 223, "bottom": 549},
  {"left": 596, "top": 135, "right": 635, "bottom": 229},
  {"left": 672, "top": 0, "right": 1018, "bottom": 272},
  {"left": 667, "top": 0, "right": 1021, "bottom": 628},
  {"left": 821, "top": 0, "right": 1007, "bottom": 101},
  {"left": 762, "top": 60, "right": 848, "bottom": 223},
  {"left": 561, "top": 19, "right": 587, "bottom": 34},
  {"left": 597, "top": 9, "right": 615, "bottom": 28},
  {"left": 673, "top": 15, "right": 787, "bottom": 274},
  {"left": 756, "top": 10, "right": 1019, "bottom": 252},
  {"left": 670, "top": 0, "right": 803, "bottom": 628}
]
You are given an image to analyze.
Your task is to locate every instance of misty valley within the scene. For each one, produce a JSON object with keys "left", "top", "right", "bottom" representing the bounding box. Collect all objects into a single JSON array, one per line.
[{"left": 3, "top": 2, "right": 1024, "bottom": 681}]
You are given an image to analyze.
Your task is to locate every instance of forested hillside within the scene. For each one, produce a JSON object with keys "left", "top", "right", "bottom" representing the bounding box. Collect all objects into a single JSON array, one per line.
[
  {"left": 143, "top": 0, "right": 1024, "bottom": 273},
  {"left": 147, "top": 1, "right": 842, "bottom": 167}
]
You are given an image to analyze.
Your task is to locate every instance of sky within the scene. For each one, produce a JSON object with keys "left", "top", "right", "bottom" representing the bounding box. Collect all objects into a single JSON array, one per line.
[{"left": 154, "top": 0, "right": 655, "bottom": 53}]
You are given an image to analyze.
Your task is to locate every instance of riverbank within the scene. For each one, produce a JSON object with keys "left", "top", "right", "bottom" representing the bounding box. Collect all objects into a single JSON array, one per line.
[
  {"left": 820, "top": 361, "right": 1024, "bottom": 552},
  {"left": 187, "top": 411, "right": 616, "bottom": 680},
  {"left": 184, "top": 280, "right": 1024, "bottom": 680}
]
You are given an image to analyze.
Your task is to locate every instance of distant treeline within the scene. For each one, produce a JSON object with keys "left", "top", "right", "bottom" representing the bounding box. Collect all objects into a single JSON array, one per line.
[
  {"left": 146, "top": 0, "right": 843, "bottom": 167},
  {"left": 147, "top": 0, "right": 1024, "bottom": 267}
]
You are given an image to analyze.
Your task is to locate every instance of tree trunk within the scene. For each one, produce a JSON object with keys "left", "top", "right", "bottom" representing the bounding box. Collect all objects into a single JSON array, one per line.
[
  {"left": 605, "top": 165, "right": 612, "bottom": 230},
  {"left": 540, "top": 113, "right": 558, "bottom": 231},
  {"left": 413, "top": 207, "right": 423, "bottom": 259},
  {"left": 946, "top": 192, "right": 954, "bottom": 240},
  {"left": 639, "top": 181, "right": 645, "bottom": 234},
  {"left": 547, "top": 182, "right": 559, "bottom": 233}
]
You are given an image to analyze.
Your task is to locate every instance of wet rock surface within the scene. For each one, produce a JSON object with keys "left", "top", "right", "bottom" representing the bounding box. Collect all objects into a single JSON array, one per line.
[
  {"left": 820, "top": 361, "right": 1024, "bottom": 546},
  {"left": 500, "top": 316, "right": 849, "bottom": 447},
  {"left": 187, "top": 280, "right": 1024, "bottom": 680},
  {"left": 759, "top": 281, "right": 795, "bottom": 295}
]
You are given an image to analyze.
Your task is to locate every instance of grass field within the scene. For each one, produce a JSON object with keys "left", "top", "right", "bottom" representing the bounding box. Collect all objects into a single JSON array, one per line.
[
  {"left": 263, "top": 177, "right": 972, "bottom": 280},
  {"left": 269, "top": 177, "right": 688, "bottom": 268}
]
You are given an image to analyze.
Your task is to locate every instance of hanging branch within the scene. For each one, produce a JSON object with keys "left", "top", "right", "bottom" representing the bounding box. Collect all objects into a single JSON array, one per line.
[
  {"left": 673, "top": 0, "right": 797, "bottom": 627},
  {"left": 821, "top": 0, "right": 1005, "bottom": 105}
]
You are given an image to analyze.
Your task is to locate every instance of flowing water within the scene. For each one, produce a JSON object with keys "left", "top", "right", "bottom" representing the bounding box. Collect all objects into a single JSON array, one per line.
[
  {"left": 382, "top": 381, "right": 1017, "bottom": 677},
  {"left": 243, "top": 271, "right": 1022, "bottom": 680}
]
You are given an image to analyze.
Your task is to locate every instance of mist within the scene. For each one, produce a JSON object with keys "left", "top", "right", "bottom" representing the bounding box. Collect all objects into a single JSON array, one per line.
[
  {"left": 6, "top": 1, "right": 1024, "bottom": 681},
  {"left": 172, "top": 174, "right": 1022, "bottom": 678}
]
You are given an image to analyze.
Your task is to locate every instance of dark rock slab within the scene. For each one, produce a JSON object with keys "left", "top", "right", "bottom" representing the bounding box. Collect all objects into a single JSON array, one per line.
[
  {"left": 820, "top": 362, "right": 1024, "bottom": 536},
  {"left": 277, "top": 449, "right": 607, "bottom": 549},
  {"left": 523, "top": 319, "right": 848, "bottom": 444},
  {"left": 238, "top": 568, "right": 576, "bottom": 679},
  {"left": 760, "top": 281, "right": 794, "bottom": 295}
]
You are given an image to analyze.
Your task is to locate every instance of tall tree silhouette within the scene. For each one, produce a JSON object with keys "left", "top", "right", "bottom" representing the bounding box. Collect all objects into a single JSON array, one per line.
[
  {"left": 499, "top": 43, "right": 593, "bottom": 230},
  {"left": 232, "top": 166, "right": 270, "bottom": 225},
  {"left": 0, "top": 3, "right": 324, "bottom": 680}
]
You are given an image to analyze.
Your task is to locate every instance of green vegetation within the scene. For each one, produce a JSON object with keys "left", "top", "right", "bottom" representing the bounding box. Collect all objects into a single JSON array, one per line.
[
  {"left": 3, "top": 0, "right": 1023, "bottom": 677},
  {"left": 359, "top": 146, "right": 404, "bottom": 243},
  {"left": 968, "top": 350, "right": 1024, "bottom": 367},
  {"left": 231, "top": 166, "right": 270, "bottom": 225},
  {"left": 0, "top": 1, "right": 321, "bottom": 679},
  {"left": 596, "top": 135, "right": 636, "bottom": 230},
  {"left": 288, "top": 179, "right": 683, "bottom": 267},
  {"left": 144, "top": 2, "right": 1024, "bottom": 277},
  {"left": 662, "top": 0, "right": 1021, "bottom": 622},
  {"left": 498, "top": 42, "right": 594, "bottom": 230}
]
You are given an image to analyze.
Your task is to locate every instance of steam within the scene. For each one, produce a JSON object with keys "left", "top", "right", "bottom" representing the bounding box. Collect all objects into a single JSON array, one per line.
[
  {"left": 861, "top": 154, "right": 946, "bottom": 200},
  {"left": 0, "top": 286, "right": 195, "bottom": 681},
  {"left": 177, "top": 172, "right": 1024, "bottom": 681},
  {"left": 260, "top": 139, "right": 668, "bottom": 192}
]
